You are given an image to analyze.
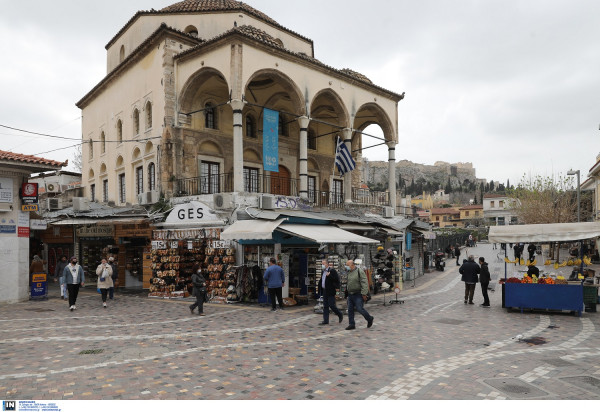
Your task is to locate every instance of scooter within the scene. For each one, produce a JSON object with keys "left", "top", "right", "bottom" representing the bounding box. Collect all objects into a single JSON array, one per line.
[{"left": 434, "top": 250, "right": 445, "bottom": 271}]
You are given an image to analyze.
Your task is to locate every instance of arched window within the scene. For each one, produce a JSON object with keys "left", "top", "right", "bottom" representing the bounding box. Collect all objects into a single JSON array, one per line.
[
  {"left": 89, "top": 138, "right": 94, "bottom": 159},
  {"left": 245, "top": 115, "right": 256, "bottom": 138},
  {"left": 308, "top": 129, "right": 317, "bottom": 150},
  {"left": 119, "top": 45, "right": 125, "bottom": 63},
  {"left": 148, "top": 162, "right": 156, "bottom": 191},
  {"left": 145, "top": 101, "right": 152, "bottom": 130},
  {"left": 117, "top": 119, "right": 123, "bottom": 144},
  {"left": 205, "top": 103, "right": 217, "bottom": 129},
  {"left": 100, "top": 131, "right": 106, "bottom": 154},
  {"left": 278, "top": 113, "right": 288, "bottom": 137},
  {"left": 184, "top": 25, "right": 198, "bottom": 37},
  {"left": 133, "top": 108, "right": 140, "bottom": 135}
]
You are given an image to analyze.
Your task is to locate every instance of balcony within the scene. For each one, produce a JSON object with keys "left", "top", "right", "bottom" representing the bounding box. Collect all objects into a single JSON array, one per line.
[{"left": 174, "top": 174, "right": 390, "bottom": 209}]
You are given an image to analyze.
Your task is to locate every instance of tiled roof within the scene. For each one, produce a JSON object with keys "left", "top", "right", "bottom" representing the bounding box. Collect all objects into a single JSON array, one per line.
[
  {"left": 483, "top": 193, "right": 506, "bottom": 199},
  {"left": 0, "top": 150, "right": 67, "bottom": 168},
  {"left": 459, "top": 204, "right": 483, "bottom": 210},
  {"left": 161, "top": 0, "right": 279, "bottom": 26},
  {"left": 176, "top": 25, "right": 404, "bottom": 100},
  {"left": 106, "top": 0, "right": 311, "bottom": 50}
]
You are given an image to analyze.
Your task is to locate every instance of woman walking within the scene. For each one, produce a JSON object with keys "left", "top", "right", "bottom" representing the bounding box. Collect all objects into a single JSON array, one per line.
[
  {"left": 95, "top": 258, "right": 113, "bottom": 308},
  {"left": 63, "top": 257, "right": 84, "bottom": 311}
]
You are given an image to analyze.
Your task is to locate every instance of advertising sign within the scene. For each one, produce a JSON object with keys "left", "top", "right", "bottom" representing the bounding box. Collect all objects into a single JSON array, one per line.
[
  {"left": 21, "top": 182, "right": 38, "bottom": 205},
  {"left": 262, "top": 108, "right": 279, "bottom": 172},
  {"left": 30, "top": 273, "right": 47, "bottom": 299},
  {"left": 0, "top": 177, "right": 13, "bottom": 203},
  {"left": 165, "top": 201, "right": 221, "bottom": 225}
]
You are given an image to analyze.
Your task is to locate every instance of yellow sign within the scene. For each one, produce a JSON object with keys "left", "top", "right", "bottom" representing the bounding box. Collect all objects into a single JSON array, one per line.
[
  {"left": 22, "top": 204, "right": 39, "bottom": 212},
  {"left": 32, "top": 273, "right": 46, "bottom": 282}
]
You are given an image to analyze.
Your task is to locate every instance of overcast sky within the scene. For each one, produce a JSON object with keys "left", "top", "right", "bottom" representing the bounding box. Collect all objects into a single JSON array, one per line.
[{"left": 1, "top": 0, "right": 598, "bottom": 187}]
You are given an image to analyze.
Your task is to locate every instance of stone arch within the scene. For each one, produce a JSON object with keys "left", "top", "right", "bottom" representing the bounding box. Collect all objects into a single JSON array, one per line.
[
  {"left": 198, "top": 140, "right": 223, "bottom": 156},
  {"left": 99, "top": 163, "right": 107, "bottom": 175},
  {"left": 243, "top": 148, "right": 261, "bottom": 162},
  {"left": 88, "top": 169, "right": 95, "bottom": 179},
  {"left": 115, "top": 155, "right": 124, "bottom": 168},
  {"left": 307, "top": 158, "right": 319, "bottom": 171},
  {"left": 144, "top": 141, "right": 154, "bottom": 155},
  {"left": 244, "top": 68, "right": 306, "bottom": 117},
  {"left": 353, "top": 102, "right": 396, "bottom": 145},
  {"left": 132, "top": 147, "right": 142, "bottom": 162},
  {"left": 178, "top": 67, "right": 230, "bottom": 115},
  {"left": 309, "top": 88, "right": 350, "bottom": 127}
]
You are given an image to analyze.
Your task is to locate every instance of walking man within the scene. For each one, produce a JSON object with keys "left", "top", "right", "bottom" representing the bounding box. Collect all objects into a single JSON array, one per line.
[
  {"left": 318, "top": 258, "right": 343, "bottom": 325},
  {"left": 344, "top": 260, "right": 373, "bottom": 330},
  {"left": 189, "top": 269, "right": 207, "bottom": 316},
  {"left": 63, "top": 256, "right": 85, "bottom": 311},
  {"left": 455, "top": 244, "right": 461, "bottom": 266},
  {"left": 263, "top": 257, "right": 285, "bottom": 311},
  {"left": 459, "top": 255, "right": 480, "bottom": 305},
  {"left": 478, "top": 257, "right": 490, "bottom": 307}
]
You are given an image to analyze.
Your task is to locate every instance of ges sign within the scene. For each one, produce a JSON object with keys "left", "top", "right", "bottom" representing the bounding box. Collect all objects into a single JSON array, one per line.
[
  {"left": 178, "top": 206, "right": 203, "bottom": 220},
  {"left": 165, "top": 201, "right": 221, "bottom": 225}
]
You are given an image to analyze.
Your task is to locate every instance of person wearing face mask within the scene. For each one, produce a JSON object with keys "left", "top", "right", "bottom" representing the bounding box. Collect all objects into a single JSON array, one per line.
[
  {"left": 344, "top": 260, "right": 374, "bottom": 330},
  {"left": 96, "top": 258, "right": 113, "bottom": 308},
  {"left": 62, "top": 256, "right": 85, "bottom": 311},
  {"left": 189, "top": 269, "right": 207, "bottom": 316},
  {"left": 318, "top": 258, "right": 343, "bottom": 325}
]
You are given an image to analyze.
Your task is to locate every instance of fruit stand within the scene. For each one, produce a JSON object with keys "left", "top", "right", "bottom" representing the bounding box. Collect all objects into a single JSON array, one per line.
[{"left": 489, "top": 222, "right": 600, "bottom": 317}]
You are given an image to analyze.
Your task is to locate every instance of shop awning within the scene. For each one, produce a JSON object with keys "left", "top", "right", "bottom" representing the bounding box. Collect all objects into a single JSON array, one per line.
[
  {"left": 276, "top": 224, "right": 379, "bottom": 244},
  {"left": 378, "top": 227, "right": 404, "bottom": 236},
  {"left": 488, "top": 222, "right": 600, "bottom": 243},
  {"left": 335, "top": 223, "right": 375, "bottom": 231},
  {"left": 220, "top": 219, "right": 285, "bottom": 241},
  {"left": 51, "top": 217, "right": 148, "bottom": 225}
]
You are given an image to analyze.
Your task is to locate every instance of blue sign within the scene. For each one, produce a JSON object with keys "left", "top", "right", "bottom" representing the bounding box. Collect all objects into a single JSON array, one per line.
[
  {"left": 406, "top": 232, "right": 412, "bottom": 251},
  {"left": 263, "top": 108, "right": 279, "bottom": 172},
  {"left": 0, "top": 225, "right": 16, "bottom": 233},
  {"left": 30, "top": 273, "right": 47, "bottom": 300}
]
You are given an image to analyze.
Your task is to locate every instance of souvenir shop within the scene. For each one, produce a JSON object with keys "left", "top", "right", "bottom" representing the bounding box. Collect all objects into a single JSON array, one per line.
[
  {"left": 76, "top": 225, "right": 115, "bottom": 281},
  {"left": 35, "top": 222, "right": 74, "bottom": 279},
  {"left": 114, "top": 221, "right": 153, "bottom": 289},
  {"left": 220, "top": 218, "right": 379, "bottom": 305}
]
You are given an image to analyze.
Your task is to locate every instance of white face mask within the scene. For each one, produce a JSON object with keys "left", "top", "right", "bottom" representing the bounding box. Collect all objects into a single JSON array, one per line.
[
  {"left": 345, "top": 265, "right": 351, "bottom": 271},
  {"left": 321, "top": 264, "right": 327, "bottom": 269}
]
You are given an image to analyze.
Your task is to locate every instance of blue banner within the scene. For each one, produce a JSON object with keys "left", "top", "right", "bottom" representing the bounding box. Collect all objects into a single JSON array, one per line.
[
  {"left": 406, "top": 232, "right": 412, "bottom": 251},
  {"left": 263, "top": 108, "right": 279, "bottom": 172}
]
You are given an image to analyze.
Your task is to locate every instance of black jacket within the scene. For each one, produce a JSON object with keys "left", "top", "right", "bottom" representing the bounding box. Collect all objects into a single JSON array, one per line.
[
  {"left": 459, "top": 260, "right": 480, "bottom": 283},
  {"left": 318, "top": 267, "right": 340, "bottom": 297},
  {"left": 191, "top": 273, "right": 206, "bottom": 296},
  {"left": 479, "top": 262, "right": 490, "bottom": 283}
]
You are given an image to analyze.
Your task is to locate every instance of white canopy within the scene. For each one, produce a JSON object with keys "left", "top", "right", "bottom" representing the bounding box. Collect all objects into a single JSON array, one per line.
[
  {"left": 276, "top": 224, "right": 379, "bottom": 244},
  {"left": 488, "top": 222, "right": 600, "bottom": 243},
  {"left": 220, "top": 219, "right": 285, "bottom": 240}
]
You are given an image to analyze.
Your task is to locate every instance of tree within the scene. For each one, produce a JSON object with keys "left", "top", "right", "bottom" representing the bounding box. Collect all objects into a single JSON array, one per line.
[
  {"left": 73, "top": 145, "right": 82, "bottom": 172},
  {"left": 479, "top": 182, "right": 484, "bottom": 204},
  {"left": 507, "top": 174, "right": 577, "bottom": 224},
  {"left": 490, "top": 181, "right": 495, "bottom": 191},
  {"left": 445, "top": 177, "right": 452, "bottom": 194}
]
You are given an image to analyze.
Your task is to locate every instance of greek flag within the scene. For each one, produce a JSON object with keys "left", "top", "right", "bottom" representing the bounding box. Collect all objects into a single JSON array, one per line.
[{"left": 335, "top": 136, "right": 355, "bottom": 176}]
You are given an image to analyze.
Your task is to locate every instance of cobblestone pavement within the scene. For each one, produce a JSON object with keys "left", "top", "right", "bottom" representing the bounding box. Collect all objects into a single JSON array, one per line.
[{"left": 1, "top": 243, "right": 599, "bottom": 400}]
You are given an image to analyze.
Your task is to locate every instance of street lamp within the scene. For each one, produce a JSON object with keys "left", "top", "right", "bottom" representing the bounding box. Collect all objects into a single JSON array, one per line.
[{"left": 567, "top": 169, "right": 580, "bottom": 222}]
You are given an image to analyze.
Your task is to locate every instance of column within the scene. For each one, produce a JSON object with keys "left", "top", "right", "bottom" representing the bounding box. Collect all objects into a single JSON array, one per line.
[
  {"left": 298, "top": 116, "right": 309, "bottom": 200},
  {"left": 343, "top": 128, "right": 353, "bottom": 203},
  {"left": 230, "top": 99, "right": 245, "bottom": 192},
  {"left": 388, "top": 142, "right": 397, "bottom": 212}
]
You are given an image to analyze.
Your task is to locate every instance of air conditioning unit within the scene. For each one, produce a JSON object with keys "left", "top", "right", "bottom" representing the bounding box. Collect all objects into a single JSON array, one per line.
[
  {"left": 213, "top": 193, "right": 233, "bottom": 210},
  {"left": 45, "top": 183, "right": 59, "bottom": 193},
  {"left": 383, "top": 206, "right": 394, "bottom": 218},
  {"left": 138, "top": 191, "right": 160, "bottom": 205},
  {"left": 260, "top": 194, "right": 275, "bottom": 210},
  {"left": 46, "top": 198, "right": 62, "bottom": 211},
  {"left": 73, "top": 197, "right": 90, "bottom": 212}
]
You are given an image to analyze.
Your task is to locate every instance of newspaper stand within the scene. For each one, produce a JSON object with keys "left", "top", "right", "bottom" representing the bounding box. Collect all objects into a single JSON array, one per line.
[{"left": 30, "top": 272, "right": 48, "bottom": 300}]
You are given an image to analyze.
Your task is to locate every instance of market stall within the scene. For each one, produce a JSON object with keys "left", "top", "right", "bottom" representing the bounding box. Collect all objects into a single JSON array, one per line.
[{"left": 489, "top": 222, "right": 600, "bottom": 316}]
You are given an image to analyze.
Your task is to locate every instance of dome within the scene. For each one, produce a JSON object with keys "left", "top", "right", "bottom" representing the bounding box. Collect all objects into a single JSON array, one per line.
[{"left": 160, "top": 0, "right": 280, "bottom": 26}]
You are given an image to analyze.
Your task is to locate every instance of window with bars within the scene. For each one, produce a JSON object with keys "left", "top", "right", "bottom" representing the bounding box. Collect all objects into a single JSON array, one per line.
[
  {"left": 103, "top": 180, "right": 108, "bottom": 203},
  {"left": 243, "top": 167, "right": 259, "bottom": 192},
  {"left": 89, "top": 139, "right": 93, "bottom": 159},
  {"left": 333, "top": 179, "right": 343, "bottom": 204},
  {"left": 308, "top": 129, "right": 317, "bottom": 150},
  {"left": 117, "top": 119, "right": 123, "bottom": 144},
  {"left": 278, "top": 113, "right": 288, "bottom": 137},
  {"left": 136, "top": 166, "right": 144, "bottom": 195},
  {"left": 245, "top": 115, "right": 256, "bottom": 138},
  {"left": 100, "top": 132, "right": 106, "bottom": 154},
  {"left": 200, "top": 161, "right": 220, "bottom": 194},
  {"left": 205, "top": 103, "right": 217, "bottom": 129},
  {"left": 119, "top": 174, "right": 126, "bottom": 203},
  {"left": 148, "top": 163, "right": 156, "bottom": 191},
  {"left": 133, "top": 108, "right": 140, "bottom": 135},
  {"left": 308, "top": 176, "right": 316, "bottom": 202},
  {"left": 145, "top": 101, "right": 152, "bottom": 130}
]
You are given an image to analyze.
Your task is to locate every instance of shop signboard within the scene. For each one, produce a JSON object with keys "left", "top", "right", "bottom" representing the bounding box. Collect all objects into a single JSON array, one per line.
[
  {"left": 30, "top": 273, "right": 47, "bottom": 299},
  {"left": 76, "top": 226, "right": 114, "bottom": 238},
  {"left": 165, "top": 201, "right": 223, "bottom": 225},
  {"left": 0, "top": 177, "right": 13, "bottom": 203},
  {"left": 18, "top": 211, "right": 29, "bottom": 238},
  {"left": 30, "top": 219, "right": 48, "bottom": 230},
  {"left": 406, "top": 232, "right": 412, "bottom": 251},
  {"left": 21, "top": 182, "right": 38, "bottom": 205},
  {"left": 0, "top": 225, "right": 16, "bottom": 234},
  {"left": 21, "top": 204, "right": 38, "bottom": 212}
]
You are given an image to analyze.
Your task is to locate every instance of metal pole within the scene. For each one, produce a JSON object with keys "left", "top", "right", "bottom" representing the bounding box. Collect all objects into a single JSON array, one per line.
[{"left": 577, "top": 171, "right": 580, "bottom": 222}]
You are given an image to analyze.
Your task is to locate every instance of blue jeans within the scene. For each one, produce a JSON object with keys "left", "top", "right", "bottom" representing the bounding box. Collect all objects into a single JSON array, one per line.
[
  {"left": 347, "top": 293, "right": 372, "bottom": 326},
  {"left": 322, "top": 294, "right": 342, "bottom": 323}
]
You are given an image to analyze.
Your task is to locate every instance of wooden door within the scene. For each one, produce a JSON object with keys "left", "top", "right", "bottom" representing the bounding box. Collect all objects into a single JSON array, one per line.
[{"left": 270, "top": 166, "right": 290, "bottom": 196}]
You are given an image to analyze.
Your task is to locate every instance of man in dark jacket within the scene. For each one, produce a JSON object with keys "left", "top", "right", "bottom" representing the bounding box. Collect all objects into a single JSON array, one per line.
[
  {"left": 455, "top": 244, "right": 461, "bottom": 266},
  {"left": 513, "top": 243, "right": 522, "bottom": 263},
  {"left": 318, "top": 258, "right": 343, "bottom": 325},
  {"left": 527, "top": 243, "right": 536, "bottom": 262},
  {"left": 478, "top": 257, "right": 490, "bottom": 307},
  {"left": 189, "top": 269, "right": 207, "bottom": 316},
  {"left": 459, "top": 255, "right": 480, "bottom": 304}
]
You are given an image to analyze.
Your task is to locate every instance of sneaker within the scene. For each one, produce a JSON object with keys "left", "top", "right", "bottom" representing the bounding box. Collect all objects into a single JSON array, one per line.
[
  {"left": 318, "top": 322, "right": 329, "bottom": 325},
  {"left": 345, "top": 325, "right": 356, "bottom": 330},
  {"left": 271, "top": 308, "right": 277, "bottom": 311},
  {"left": 73, "top": 305, "right": 76, "bottom": 310},
  {"left": 480, "top": 304, "right": 490, "bottom": 308},
  {"left": 69, "top": 305, "right": 74, "bottom": 311},
  {"left": 367, "top": 316, "right": 374, "bottom": 328},
  {"left": 279, "top": 307, "right": 284, "bottom": 311},
  {"left": 198, "top": 313, "right": 206, "bottom": 316},
  {"left": 468, "top": 301, "right": 474, "bottom": 305},
  {"left": 464, "top": 300, "right": 467, "bottom": 304},
  {"left": 103, "top": 303, "right": 107, "bottom": 308}
]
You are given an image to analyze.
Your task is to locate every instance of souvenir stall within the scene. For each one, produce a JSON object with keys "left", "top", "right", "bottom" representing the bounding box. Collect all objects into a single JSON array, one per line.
[
  {"left": 489, "top": 222, "right": 600, "bottom": 316},
  {"left": 76, "top": 225, "right": 115, "bottom": 281},
  {"left": 149, "top": 201, "right": 229, "bottom": 300}
]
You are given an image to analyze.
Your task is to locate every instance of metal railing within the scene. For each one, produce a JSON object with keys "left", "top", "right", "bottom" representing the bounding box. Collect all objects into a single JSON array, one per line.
[
  {"left": 351, "top": 188, "right": 390, "bottom": 206},
  {"left": 176, "top": 173, "right": 233, "bottom": 196}
]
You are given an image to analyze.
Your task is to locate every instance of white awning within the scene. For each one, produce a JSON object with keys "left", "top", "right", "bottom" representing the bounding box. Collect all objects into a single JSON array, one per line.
[
  {"left": 378, "top": 227, "right": 403, "bottom": 236},
  {"left": 220, "top": 219, "right": 285, "bottom": 241},
  {"left": 276, "top": 224, "right": 379, "bottom": 244},
  {"left": 335, "top": 223, "right": 375, "bottom": 231},
  {"left": 51, "top": 217, "right": 147, "bottom": 225},
  {"left": 488, "top": 222, "right": 600, "bottom": 243}
]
